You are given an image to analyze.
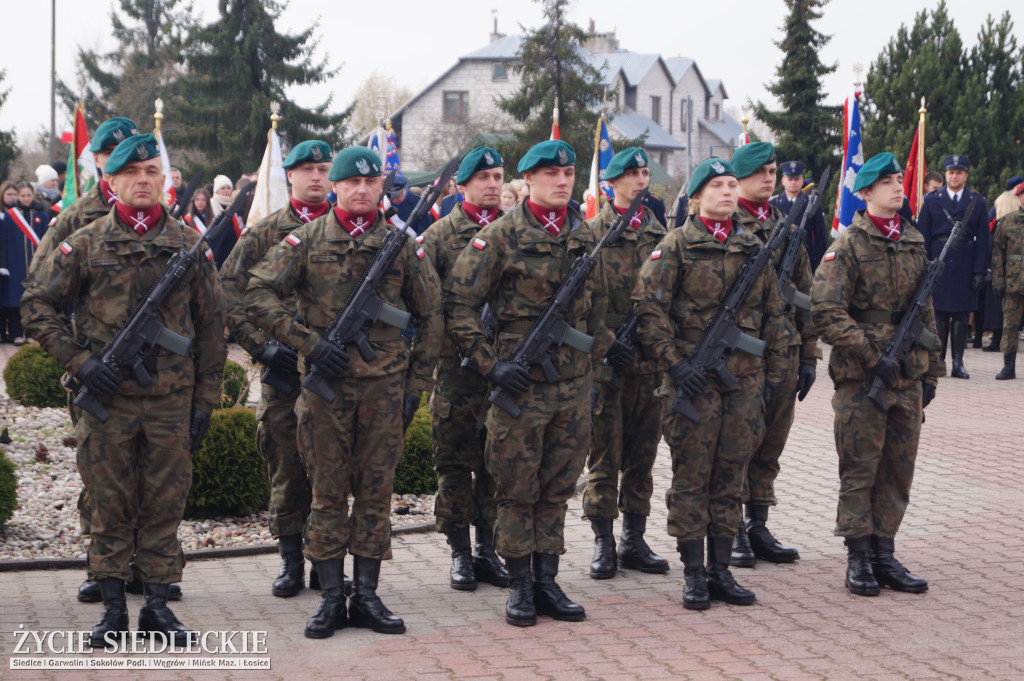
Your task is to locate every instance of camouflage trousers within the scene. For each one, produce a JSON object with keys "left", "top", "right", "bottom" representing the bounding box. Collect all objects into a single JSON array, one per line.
[
  {"left": 75, "top": 392, "right": 191, "bottom": 584},
  {"left": 257, "top": 377, "right": 309, "bottom": 538},
  {"left": 583, "top": 369, "right": 662, "bottom": 520},
  {"left": 663, "top": 372, "right": 764, "bottom": 541},
  {"left": 1000, "top": 292, "right": 1024, "bottom": 353},
  {"left": 431, "top": 362, "right": 497, "bottom": 534},
  {"left": 295, "top": 372, "right": 404, "bottom": 562},
  {"left": 831, "top": 381, "right": 922, "bottom": 538},
  {"left": 743, "top": 346, "right": 799, "bottom": 506},
  {"left": 485, "top": 374, "right": 591, "bottom": 559}
]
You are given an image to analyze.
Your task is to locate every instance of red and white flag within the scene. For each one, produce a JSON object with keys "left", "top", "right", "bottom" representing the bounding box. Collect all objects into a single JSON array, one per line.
[{"left": 550, "top": 107, "right": 560, "bottom": 141}]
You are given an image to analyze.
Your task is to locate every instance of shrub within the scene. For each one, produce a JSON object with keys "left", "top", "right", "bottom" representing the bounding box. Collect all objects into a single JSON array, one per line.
[
  {"left": 185, "top": 407, "right": 269, "bottom": 519},
  {"left": 394, "top": 394, "right": 437, "bottom": 495},
  {"left": 0, "top": 450, "right": 17, "bottom": 531},
  {"left": 219, "top": 359, "right": 250, "bottom": 409},
  {"left": 3, "top": 345, "right": 66, "bottom": 408}
]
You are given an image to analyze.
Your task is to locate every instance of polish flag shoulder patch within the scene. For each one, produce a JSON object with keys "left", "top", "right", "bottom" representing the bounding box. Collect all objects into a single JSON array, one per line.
[
  {"left": 415, "top": 234, "right": 425, "bottom": 244},
  {"left": 650, "top": 250, "right": 662, "bottom": 260},
  {"left": 473, "top": 237, "right": 487, "bottom": 250},
  {"left": 824, "top": 251, "right": 836, "bottom": 262},
  {"left": 285, "top": 234, "right": 302, "bottom": 247},
  {"left": 416, "top": 247, "right": 427, "bottom": 260},
  {"left": 205, "top": 248, "right": 214, "bottom": 261},
  {"left": 59, "top": 241, "right": 73, "bottom": 255},
  {"left": 239, "top": 227, "right": 248, "bottom": 237}
]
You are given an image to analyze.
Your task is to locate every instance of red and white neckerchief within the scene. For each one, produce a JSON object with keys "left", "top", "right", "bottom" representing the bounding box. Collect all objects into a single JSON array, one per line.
[
  {"left": 290, "top": 198, "right": 329, "bottom": 223},
  {"left": 115, "top": 201, "right": 162, "bottom": 236},
  {"left": 8, "top": 207, "right": 41, "bottom": 247},
  {"left": 614, "top": 204, "right": 644, "bottom": 230},
  {"left": 700, "top": 216, "right": 733, "bottom": 243},
  {"left": 99, "top": 178, "right": 117, "bottom": 205},
  {"left": 462, "top": 201, "right": 497, "bottom": 227},
  {"left": 738, "top": 197, "right": 771, "bottom": 223},
  {"left": 866, "top": 212, "right": 902, "bottom": 241},
  {"left": 527, "top": 200, "right": 566, "bottom": 236},
  {"left": 334, "top": 207, "right": 376, "bottom": 238}
]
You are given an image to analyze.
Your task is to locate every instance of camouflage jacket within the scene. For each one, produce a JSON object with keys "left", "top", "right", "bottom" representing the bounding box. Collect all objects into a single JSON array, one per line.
[
  {"left": 631, "top": 214, "right": 790, "bottom": 385},
  {"left": 992, "top": 207, "right": 1024, "bottom": 294},
  {"left": 220, "top": 205, "right": 303, "bottom": 358},
  {"left": 243, "top": 209, "right": 442, "bottom": 395},
  {"left": 810, "top": 210, "right": 941, "bottom": 389},
  {"left": 736, "top": 203, "right": 820, "bottom": 364},
  {"left": 20, "top": 206, "right": 227, "bottom": 412},
  {"left": 30, "top": 184, "right": 112, "bottom": 276},
  {"left": 443, "top": 200, "right": 611, "bottom": 381},
  {"left": 591, "top": 202, "right": 667, "bottom": 379}
]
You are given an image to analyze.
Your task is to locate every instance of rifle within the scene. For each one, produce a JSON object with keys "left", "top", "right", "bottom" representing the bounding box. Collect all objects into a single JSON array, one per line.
[
  {"left": 489, "top": 189, "right": 648, "bottom": 418},
  {"left": 170, "top": 171, "right": 204, "bottom": 220},
  {"left": 866, "top": 197, "right": 976, "bottom": 411},
  {"left": 777, "top": 167, "right": 830, "bottom": 312},
  {"left": 301, "top": 155, "right": 461, "bottom": 403},
  {"left": 671, "top": 192, "right": 808, "bottom": 423},
  {"left": 64, "top": 202, "right": 234, "bottom": 423},
  {"left": 602, "top": 313, "right": 652, "bottom": 367}
]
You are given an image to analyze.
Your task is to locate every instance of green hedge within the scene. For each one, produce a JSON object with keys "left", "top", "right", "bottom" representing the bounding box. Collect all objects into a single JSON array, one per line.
[
  {"left": 394, "top": 394, "right": 437, "bottom": 495},
  {"left": 3, "top": 345, "right": 66, "bottom": 408},
  {"left": 0, "top": 450, "right": 17, "bottom": 530},
  {"left": 219, "top": 359, "right": 249, "bottom": 409},
  {"left": 185, "top": 407, "right": 268, "bottom": 519}
]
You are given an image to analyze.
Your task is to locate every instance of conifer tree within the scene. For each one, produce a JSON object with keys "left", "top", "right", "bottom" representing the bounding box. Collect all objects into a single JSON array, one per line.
[{"left": 0, "top": 70, "right": 18, "bottom": 173}]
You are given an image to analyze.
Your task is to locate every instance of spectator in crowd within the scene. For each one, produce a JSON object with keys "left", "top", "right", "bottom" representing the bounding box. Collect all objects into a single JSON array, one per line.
[
  {"left": 211, "top": 175, "right": 233, "bottom": 217},
  {"left": 923, "top": 171, "right": 943, "bottom": 195},
  {"left": 513, "top": 178, "right": 529, "bottom": 203},
  {"left": 185, "top": 188, "right": 215, "bottom": 231},
  {"left": 500, "top": 183, "right": 518, "bottom": 213},
  {"left": 34, "top": 165, "right": 61, "bottom": 210},
  {"left": 2, "top": 182, "right": 49, "bottom": 344},
  {"left": 170, "top": 167, "right": 185, "bottom": 196}
]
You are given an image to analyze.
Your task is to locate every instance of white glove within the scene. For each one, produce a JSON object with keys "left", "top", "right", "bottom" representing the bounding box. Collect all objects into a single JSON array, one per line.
[{"left": 0, "top": 268, "right": 10, "bottom": 277}]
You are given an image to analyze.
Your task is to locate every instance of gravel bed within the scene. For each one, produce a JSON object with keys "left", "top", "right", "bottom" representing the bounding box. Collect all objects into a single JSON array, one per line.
[{"left": 0, "top": 397, "right": 435, "bottom": 562}]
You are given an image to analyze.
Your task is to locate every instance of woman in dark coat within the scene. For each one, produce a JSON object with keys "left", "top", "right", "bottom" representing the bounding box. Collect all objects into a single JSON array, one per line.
[{"left": 2, "top": 182, "right": 50, "bottom": 343}]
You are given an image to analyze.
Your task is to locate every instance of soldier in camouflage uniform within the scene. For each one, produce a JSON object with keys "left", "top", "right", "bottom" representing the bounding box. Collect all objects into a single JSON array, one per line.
[
  {"left": 445, "top": 140, "right": 610, "bottom": 627},
  {"left": 22, "top": 134, "right": 226, "bottom": 645},
  {"left": 632, "top": 158, "right": 789, "bottom": 611},
  {"left": 992, "top": 181, "right": 1024, "bottom": 380},
  {"left": 811, "top": 152, "right": 940, "bottom": 596},
  {"left": 583, "top": 147, "right": 670, "bottom": 580},
  {"left": 244, "top": 146, "right": 442, "bottom": 639},
  {"left": 728, "top": 142, "right": 818, "bottom": 568},
  {"left": 221, "top": 140, "right": 334, "bottom": 597},
  {"left": 417, "top": 147, "right": 509, "bottom": 591}
]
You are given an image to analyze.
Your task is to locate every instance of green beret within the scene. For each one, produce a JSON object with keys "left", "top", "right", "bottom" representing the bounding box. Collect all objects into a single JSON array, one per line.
[
  {"left": 103, "top": 134, "right": 161, "bottom": 176},
  {"left": 283, "top": 140, "right": 333, "bottom": 169},
  {"left": 90, "top": 117, "right": 140, "bottom": 153},
  {"left": 517, "top": 140, "right": 576, "bottom": 173},
  {"left": 604, "top": 147, "right": 648, "bottom": 182},
  {"left": 457, "top": 147, "right": 503, "bottom": 184},
  {"left": 730, "top": 142, "right": 776, "bottom": 179},
  {"left": 329, "top": 147, "right": 383, "bottom": 182},
  {"left": 688, "top": 158, "right": 737, "bottom": 196},
  {"left": 853, "top": 152, "right": 902, "bottom": 192}
]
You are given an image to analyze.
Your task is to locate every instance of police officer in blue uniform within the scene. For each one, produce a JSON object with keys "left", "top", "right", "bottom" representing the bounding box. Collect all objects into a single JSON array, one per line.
[
  {"left": 387, "top": 171, "right": 436, "bottom": 235},
  {"left": 771, "top": 161, "right": 829, "bottom": 269},
  {"left": 916, "top": 154, "right": 991, "bottom": 379}
]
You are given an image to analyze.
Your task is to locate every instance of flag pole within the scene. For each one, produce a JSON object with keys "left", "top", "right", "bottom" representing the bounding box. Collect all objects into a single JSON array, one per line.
[
  {"left": 916, "top": 97, "right": 926, "bottom": 219},
  {"left": 154, "top": 97, "right": 164, "bottom": 136},
  {"left": 270, "top": 100, "right": 281, "bottom": 141}
]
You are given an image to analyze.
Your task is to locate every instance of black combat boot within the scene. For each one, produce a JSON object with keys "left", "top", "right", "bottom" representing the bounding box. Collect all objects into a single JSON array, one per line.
[
  {"left": 78, "top": 579, "right": 102, "bottom": 603},
  {"left": 678, "top": 540, "right": 709, "bottom": 611},
  {"left": 844, "top": 537, "right": 880, "bottom": 596},
  {"left": 272, "top": 534, "right": 305, "bottom": 597},
  {"left": 446, "top": 526, "right": 477, "bottom": 591},
  {"left": 996, "top": 352, "right": 1016, "bottom": 380},
  {"left": 126, "top": 561, "right": 182, "bottom": 600},
  {"left": 473, "top": 525, "right": 510, "bottom": 587},
  {"left": 746, "top": 505, "right": 800, "bottom": 563},
  {"left": 588, "top": 518, "right": 617, "bottom": 579},
  {"left": 706, "top": 536, "right": 756, "bottom": 605},
  {"left": 984, "top": 330, "right": 1002, "bottom": 351},
  {"left": 137, "top": 584, "right": 194, "bottom": 645},
  {"left": 504, "top": 556, "right": 536, "bottom": 627},
  {"left": 730, "top": 520, "right": 756, "bottom": 568},
  {"left": 870, "top": 537, "right": 928, "bottom": 593},
  {"left": 348, "top": 556, "right": 405, "bottom": 634},
  {"left": 303, "top": 557, "right": 347, "bottom": 638},
  {"left": 950, "top": 319, "right": 970, "bottom": 378},
  {"left": 618, "top": 512, "right": 669, "bottom": 573},
  {"left": 88, "top": 579, "right": 128, "bottom": 648},
  {"left": 532, "top": 553, "right": 585, "bottom": 621},
  {"left": 936, "top": 316, "right": 949, "bottom": 365}
]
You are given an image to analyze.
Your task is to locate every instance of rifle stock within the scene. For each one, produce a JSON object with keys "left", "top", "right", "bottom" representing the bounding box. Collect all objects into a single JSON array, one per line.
[{"left": 778, "top": 167, "right": 830, "bottom": 312}]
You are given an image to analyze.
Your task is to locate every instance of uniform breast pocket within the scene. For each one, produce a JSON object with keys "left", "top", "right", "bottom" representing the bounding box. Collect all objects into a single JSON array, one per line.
[{"left": 512, "top": 242, "right": 555, "bottom": 296}]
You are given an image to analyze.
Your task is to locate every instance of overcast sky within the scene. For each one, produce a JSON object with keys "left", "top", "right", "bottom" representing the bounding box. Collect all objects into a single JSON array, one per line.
[{"left": 1, "top": 0, "right": 1019, "bottom": 151}]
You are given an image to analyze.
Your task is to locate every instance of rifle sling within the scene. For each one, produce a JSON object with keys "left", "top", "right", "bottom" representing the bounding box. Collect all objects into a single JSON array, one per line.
[{"left": 1006, "top": 254, "right": 1024, "bottom": 262}]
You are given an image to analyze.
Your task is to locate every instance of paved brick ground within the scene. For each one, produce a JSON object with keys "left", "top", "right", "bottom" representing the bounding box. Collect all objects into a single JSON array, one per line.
[{"left": 2, "top": 343, "right": 1023, "bottom": 680}]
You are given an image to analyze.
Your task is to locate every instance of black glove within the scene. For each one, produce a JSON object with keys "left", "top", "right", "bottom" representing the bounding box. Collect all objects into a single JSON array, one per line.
[
  {"left": 970, "top": 273, "right": 986, "bottom": 293},
  {"left": 668, "top": 360, "right": 707, "bottom": 399},
  {"left": 487, "top": 360, "right": 532, "bottom": 396},
  {"left": 189, "top": 408, "right": 211, "bottom": 452},
  {"left": 257, "top": 342, "right": 299, "bottom": 375},
  {"left": 871, "top": 356, "right": 900, "bottom": 388},
  {"left": 763, "top": 381, "right": 780, "bottom": 407},
  {"left": 307, "top": 339, "right": 350, "bottom": 377},
  {"left": 591, "top": 385, "right": 600, "bottom": 413},
  {"left": 795, "top": 363, "right": 816, "bottom": 402},
  {"left": 402, "top": 392, "right": 420, "bottom": 432},
  {"left": 603, "top": 338, "right": 634, "bottom": 368},
  {"left": 922, "top": 382, "right": 936, "bottom": 408},
  {"left": 77, "top": 356, "right": 119, "bottom": 397},
  {"left": 994, "top": 287, "right": 1006, "bottom": 299}
]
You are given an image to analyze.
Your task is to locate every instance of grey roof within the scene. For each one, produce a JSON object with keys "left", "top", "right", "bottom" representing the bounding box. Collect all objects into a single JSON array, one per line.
[
  {"left": 699, "top": 112, "right": 743, "bottom": 145},
  {"left": 462, "top": 35, "right": 524, "bottom": 61},
  {"left": 664, "top": 57, "right": 694, "bottom": 83},
  {"left": 608, "top": 107, "right": 685, "bottom": 150},
  {"left": 705, "top": 78, "right": 729, "bottom": 99},
  {"left": 586, "top": 52, "right": 662, "bottom": 87}
]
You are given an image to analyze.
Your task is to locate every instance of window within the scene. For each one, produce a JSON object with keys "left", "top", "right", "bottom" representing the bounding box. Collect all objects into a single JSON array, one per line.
[
  {"left": 492, "top": 62, "right": 507, "bottom": 80},
  {"left": 680, "top": 99, "right": 687, "bottom": 131},
  {"left": 443, "top": 91, "right": 468, "bottom": 122},
  {"left": 713, "top": 103, "right": 720, "bottom": 120},
  {"left": 651, "top": 96, "right": 661, "bottom": 125},
  {"left": 659, "top": 151, "right": 667, "bottom": 167}
]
